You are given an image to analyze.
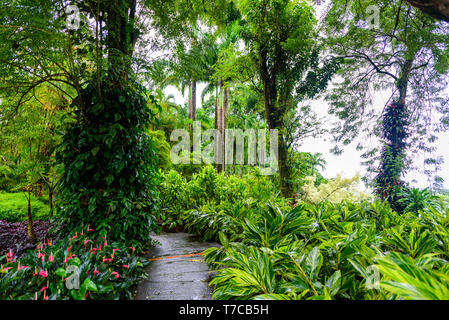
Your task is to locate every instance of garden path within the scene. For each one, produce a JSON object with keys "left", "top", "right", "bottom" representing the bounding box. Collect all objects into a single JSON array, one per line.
[{"left": 135, "top": 232, "right": 220, "bottom": 300}]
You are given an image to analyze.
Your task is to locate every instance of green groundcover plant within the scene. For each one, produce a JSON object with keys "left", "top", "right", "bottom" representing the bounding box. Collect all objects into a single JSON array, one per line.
[
  {"left": 0, "top": 228, "right": 150, "bottom": 300},
  {"left": 201, "top": 200, "right": 449, "bottom": 300}
]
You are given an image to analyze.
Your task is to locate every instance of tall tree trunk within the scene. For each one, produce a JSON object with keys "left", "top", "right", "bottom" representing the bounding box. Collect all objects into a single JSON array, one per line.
[
  {"left": 397, "top": 59, "right": 413, "bottom": 104},
  {"left": 259, "top": 50, "right": 293, "bottom": 199}
]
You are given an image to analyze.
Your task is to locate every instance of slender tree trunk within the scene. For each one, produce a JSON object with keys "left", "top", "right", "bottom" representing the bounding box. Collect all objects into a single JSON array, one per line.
[
  {"left": 188, "top": 80, "right": 197, "bottom": 130},
  {"left": 26, "top": 190, "right": 36, "bottom": 243},
  {"left": 49, "top": 188, "right": 54, "bottom": 217}
]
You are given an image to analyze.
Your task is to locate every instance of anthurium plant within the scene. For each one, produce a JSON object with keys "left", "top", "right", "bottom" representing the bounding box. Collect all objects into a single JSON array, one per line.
[{"left": 0, "top": 228, "right": 150, "bottom": 300}]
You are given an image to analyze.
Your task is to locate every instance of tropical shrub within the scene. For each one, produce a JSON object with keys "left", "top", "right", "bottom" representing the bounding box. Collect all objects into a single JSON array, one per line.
[{"left": 0, "top": 228, "right": 150, "bottom": 300}]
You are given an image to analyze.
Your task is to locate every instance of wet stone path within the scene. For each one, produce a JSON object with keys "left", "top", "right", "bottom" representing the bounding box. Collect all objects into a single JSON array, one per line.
[{"left": 135, "top": 232, "right": 221, "bottom": 300}]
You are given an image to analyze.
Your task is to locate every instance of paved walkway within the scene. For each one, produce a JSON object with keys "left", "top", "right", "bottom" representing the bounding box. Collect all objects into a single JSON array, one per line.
[{"left": 135, "top": 232, "right": 221, "bottom": 300}]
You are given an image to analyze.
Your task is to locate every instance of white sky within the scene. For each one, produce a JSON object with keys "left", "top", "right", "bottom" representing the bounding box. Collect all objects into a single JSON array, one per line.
[{"left": 165, "top": 83, "right": 449, "bottom": 190}]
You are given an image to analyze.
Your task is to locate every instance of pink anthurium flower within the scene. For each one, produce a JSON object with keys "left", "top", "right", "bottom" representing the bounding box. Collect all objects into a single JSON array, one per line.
[
  {"left": 7, "top": 249, "right": 13, "bottom": 259},
  {"left": 111, "top": 271, "right": 120, "bottom": 279},
  {"left": 122, "top": 265, "right": 129, "bottom": 269},
  {"left": 103, "top": 258, "right": 113, "bottom": 263},
  {"left": 40, "top": 286, "right": 48, "bottom": 292},
  {"left": 39, "top": 269, "right": 48, "bottom": 278},
  {"left": 18, "top": 265, "right": 29, "bottom": 271},
  {"left": 49, "top": 252, "right": 54, "bottom": 262},
  {"left": 64, "top": 254, "right": 76, "bottom": 263},
  {"left": 1, "top": 267, "right": 12, "bottom": 273},
  {"left": 128, "top": 247, "right": 135, "bottom": 252},
  {"left": 93, "top": 268, "right": 99, "bottom": 275}
]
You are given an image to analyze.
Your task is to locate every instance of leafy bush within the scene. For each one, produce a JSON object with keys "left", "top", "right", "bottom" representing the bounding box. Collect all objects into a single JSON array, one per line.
[
  {"left": 0, "top": 228, "right": 150, "bottom": 300},
  {"left": 398, "top": 187, "right": 438, "bottom": 214},
  {"left": 158, "top": 166, "right": 278, "bottom": 232},
  {"left": 0, "top": 192, "right": 50, "bottom": 222}
]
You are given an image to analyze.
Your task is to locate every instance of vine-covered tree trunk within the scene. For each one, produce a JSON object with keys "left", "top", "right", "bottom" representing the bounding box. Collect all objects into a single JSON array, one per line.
[
  {"left": 375, "top": 59, "right": 413, "bottom": 212},
  {"left": 56, "top": 0, "right": 159, "bottom": 249}
]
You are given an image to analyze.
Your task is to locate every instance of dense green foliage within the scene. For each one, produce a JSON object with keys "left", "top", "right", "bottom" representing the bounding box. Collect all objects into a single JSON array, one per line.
[{"left": 1, "top": 0, "right": 449, "bottom": 301}]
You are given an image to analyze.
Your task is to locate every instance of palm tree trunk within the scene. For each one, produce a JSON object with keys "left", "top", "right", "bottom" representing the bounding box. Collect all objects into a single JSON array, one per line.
[
  {"left": 191, "top": 80, "right": 197, "bottom": 122},
  {"left": 222, "top": 86, "right": 229, "bottom": 174},
  {"left": 215, "top": 82, "right": 225, "bottom": 172}
]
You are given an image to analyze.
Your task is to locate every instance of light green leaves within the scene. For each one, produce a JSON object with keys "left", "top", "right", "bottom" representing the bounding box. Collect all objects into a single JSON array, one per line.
[
  {"left": 376, "top": 252, "right": 449, "bottom": 300},
  {"left": 305, "top": 247, "right": 323, "bottom": 282}
]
